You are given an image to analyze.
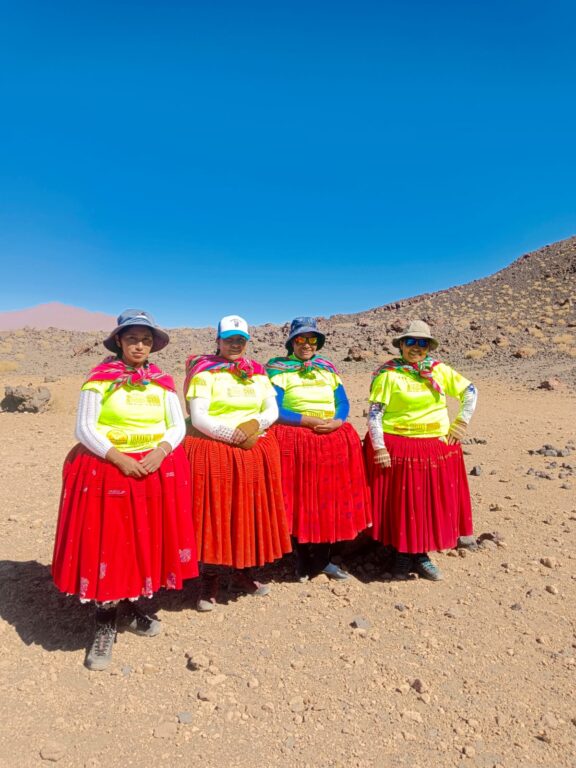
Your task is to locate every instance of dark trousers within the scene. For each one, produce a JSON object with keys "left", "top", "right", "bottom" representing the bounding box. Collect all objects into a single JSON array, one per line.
[{"left": 293, "top": 539, "right": 331, "bottom": 577}]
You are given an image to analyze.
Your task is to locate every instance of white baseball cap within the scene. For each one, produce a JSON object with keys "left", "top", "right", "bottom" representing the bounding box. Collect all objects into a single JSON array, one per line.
[{"left": 217, "top": 315, "right": 250, "bottom": 340}]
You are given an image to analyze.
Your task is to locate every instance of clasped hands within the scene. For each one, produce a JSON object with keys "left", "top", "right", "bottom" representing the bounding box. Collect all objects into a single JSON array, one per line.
[
  {"left": 230, "top": 419, "right": 261, "bottom": 450},
  {"left": 301, "top": 416, "right": 343, "bottom": 434},
  {"left": 107, "top": 443, "right": 171, "bottom": 477}
]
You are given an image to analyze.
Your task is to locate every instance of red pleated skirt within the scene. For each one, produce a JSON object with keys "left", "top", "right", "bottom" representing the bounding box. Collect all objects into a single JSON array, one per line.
[
  {"left": 183, "top": 432, "right": 292, "bottom": 568},
  {"left": 273, "top": 422, "right": 372, "bottom": 544},
  {"left": 52, "top": 445, "right": 199, "bottom": 602},
  {"left": 364, "top": 433, "right": 473, "bottom": 553}
]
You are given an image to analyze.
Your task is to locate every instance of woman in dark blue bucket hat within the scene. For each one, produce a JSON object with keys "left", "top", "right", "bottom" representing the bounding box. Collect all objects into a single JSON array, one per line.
[{"left": 266, "top": 317, "right": 371, "bottom": 581}]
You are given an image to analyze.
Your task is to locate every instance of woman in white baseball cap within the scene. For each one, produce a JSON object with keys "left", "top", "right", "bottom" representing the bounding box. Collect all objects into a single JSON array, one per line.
[
  {"left": 365, "top": 320, "right": 478, "bottom": 581},
  {"left": 183, "top": 315, "right": 291, "bottom": 610}
]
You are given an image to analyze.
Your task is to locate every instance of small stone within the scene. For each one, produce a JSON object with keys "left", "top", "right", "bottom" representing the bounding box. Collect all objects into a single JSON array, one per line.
[
  {"left": 470, "top": 466, "right": 482, "bottom": 476},
  {"left": 154, "top": 721, "right": 178, "bottom": 738},
  {"left": 197, "top": 689, "right": 217, "bottom": 702},
  {"left": 444, "top": 609, "right": 459, "bottom": 619},
  {"left": 207, "top": 673, "right": 227, "bottom": 686},
  {"left": 410, "top": 678, "right": 428, "bottom": 694},
  {"left": 350, "top": 616, "right": 371, "bottom": 630},
  {"left": 289, "top": 696, "right": 305, "bottom": 713},
  {"left": 540, "top": 557, "right": 557, "bottom": 568},
  {"left": 545, "top": 585, "right": 559, "bottom": 595},
  {"left": 142, "top": 663, "right": 157, "bottom": 675},
  {"left": 419, "top": 693, "right": 431, "bottom": 704},
  {"left": 395, "top": 603, "right": 406, "bottom": 612},
  {"left": 541, "top": 713, "right": 558, "bottom": 729},
  {"left": 185, "top": 652, "right": 210, "bottom": 670},
  {"left": 178, "top": 712, "right": 193, "bottom": 724},
  {"left": 40, "top": 743, "right": 67, "bottom": 762},
  {"left": 402, "top": 709, "right": 423, "bottom": 723},
  {"left": 462, "top": 745, "right": 476, "bottom": 758},
  {"left": 247, "top": 676, "right": 259, "bottom": 688}
]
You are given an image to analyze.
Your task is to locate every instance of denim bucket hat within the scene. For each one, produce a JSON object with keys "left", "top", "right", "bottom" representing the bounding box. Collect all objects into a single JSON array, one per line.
[
  {"left": 285, "top": 317, "right": 326, "bottom": 351},
  {"left": 103, "top": 309, "right": 170, "bottom": 353}
]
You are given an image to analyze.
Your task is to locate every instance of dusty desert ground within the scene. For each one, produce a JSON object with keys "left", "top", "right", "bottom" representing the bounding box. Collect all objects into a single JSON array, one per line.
[{"left": 0, "top": 365, "right": 575, "bottom": 768}]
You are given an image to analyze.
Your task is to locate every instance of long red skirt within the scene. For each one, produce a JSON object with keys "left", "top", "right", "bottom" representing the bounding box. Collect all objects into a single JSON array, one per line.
[
  {"left": 52, "top": 445, "right": 198, "bottom": 602},
  {"left": 183, "top": 432, "right": 292, "bottom": 568},
  {"left": 273, "top": 422, "right": 372, "bottom": 544},
  {"left": 364, "top": 433, "right": 473, "bottom": 553}
]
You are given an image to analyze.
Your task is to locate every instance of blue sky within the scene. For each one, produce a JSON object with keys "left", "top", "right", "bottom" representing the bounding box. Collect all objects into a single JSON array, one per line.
[{"left": 1, "top": 0, "right": 575, "bottom": 327}]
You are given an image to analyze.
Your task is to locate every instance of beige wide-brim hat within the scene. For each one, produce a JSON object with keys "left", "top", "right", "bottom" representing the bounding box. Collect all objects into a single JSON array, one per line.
[{"left": 392, "top": 319, "right": 438, "bottom": 350}]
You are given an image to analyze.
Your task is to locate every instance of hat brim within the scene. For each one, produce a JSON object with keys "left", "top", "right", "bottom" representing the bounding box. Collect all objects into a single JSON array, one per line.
[
  {"left": 218, "top": 330, "right": 250, "bottom": 340},
  {"left": 103, "top": 324, "right": 170, "bottom": 354},
  {"left": 285, "top": 327, "right": 325, "bottom": 351},
  {"left": 392, "top": 334, "right": 438, "bottom": 351}
]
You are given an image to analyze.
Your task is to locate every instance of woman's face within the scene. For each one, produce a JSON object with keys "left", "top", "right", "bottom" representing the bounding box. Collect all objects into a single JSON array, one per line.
[
  {"left": 292, "top": 333, "right": 318, "bottom": 361},
  {"left": 218, "top": 335, "right": 248, "bottom": 361},
  {"left": 117, "top": 326, "right": 154, "bottom": 367},
  {"left": 399, "top": 337, "right": 430, "bottom": 365}
]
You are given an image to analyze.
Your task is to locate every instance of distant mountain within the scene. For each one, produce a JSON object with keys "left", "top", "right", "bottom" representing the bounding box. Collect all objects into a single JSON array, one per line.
[{"left": 0, "top": 302, "right": 116, "bottom": 331}]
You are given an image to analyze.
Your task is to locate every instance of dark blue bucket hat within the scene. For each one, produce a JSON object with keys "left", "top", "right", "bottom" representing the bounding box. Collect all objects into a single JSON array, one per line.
[
  {"left": 103, "top": 309, "right": 170, "bottom": 353},
  {"left": 285, "top": 316, "right": 326, "bottom": 351}
]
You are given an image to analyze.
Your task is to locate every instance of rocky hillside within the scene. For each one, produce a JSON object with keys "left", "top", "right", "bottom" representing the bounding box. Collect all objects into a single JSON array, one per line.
[{"left": 0, "top": 237, "right": 574, "bottom": 388}]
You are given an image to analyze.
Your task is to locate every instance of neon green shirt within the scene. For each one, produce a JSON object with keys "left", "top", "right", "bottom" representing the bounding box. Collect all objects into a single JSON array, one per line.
[
  {"left": 271, "top": 369, "right": 342, "bottom": 419},
  {"left": 186, "top": 371, "right": 275, "bottom": 429},
  {"left": 369, "top": 362, "right": 471, "bottom": 437},
  {"left": 81, "top": 380, "right": 168, "bottom": 451}
]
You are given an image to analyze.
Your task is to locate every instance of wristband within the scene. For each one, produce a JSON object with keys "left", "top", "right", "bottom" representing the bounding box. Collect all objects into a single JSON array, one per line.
[{"left": 158, "top": 445, "right": 170, "bottom": 458}]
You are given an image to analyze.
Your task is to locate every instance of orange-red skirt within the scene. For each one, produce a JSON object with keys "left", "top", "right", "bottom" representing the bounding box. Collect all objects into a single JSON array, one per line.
[
  {"left": 364, "top": 433, "right": 473, "bottom": 553},
  {"left": 183, "top": 432, "right": 291, "bottom": 568},
  {"left": 273, "top": 422, "right": 371, "bottom": 543},
  {"left": 52, "top": 445, "right": 198, "bottom": 602}
]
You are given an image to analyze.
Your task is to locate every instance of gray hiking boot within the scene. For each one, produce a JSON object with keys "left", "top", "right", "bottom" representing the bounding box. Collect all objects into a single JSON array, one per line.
[
  {"left": 85, "top": 608, "right": 117, "bottom": 671},
  {"left": 123, "top": 602, "right": 162, "bottom": 637}
]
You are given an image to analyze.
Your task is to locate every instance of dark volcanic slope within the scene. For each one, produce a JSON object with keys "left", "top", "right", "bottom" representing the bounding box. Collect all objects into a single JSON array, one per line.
[{"left": 1, "top": 237, "right": 574, "bottom": 387}]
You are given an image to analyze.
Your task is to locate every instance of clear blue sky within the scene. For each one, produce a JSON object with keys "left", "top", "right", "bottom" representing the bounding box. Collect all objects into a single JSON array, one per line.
[{"left": 1, "top": 0, "right": 575, "bottom": 327}]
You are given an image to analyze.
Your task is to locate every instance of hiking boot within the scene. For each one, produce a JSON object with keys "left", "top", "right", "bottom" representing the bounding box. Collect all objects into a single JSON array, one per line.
[
  {"left": 322, "top": 562, "right": 350, "bottom": 580},
  {"left": 197, "top": 572, "right": 220, "bottom": 612},
  {"left": 85, "top": 607, "right": 117, "bottom": 671},
  {"left": 414, "top": 554, "right": 444, "bottom": 581},
  {"left": 392, "top": 552, "right": 414, "bottom": 580},
  {"left": 229, "top": 570, "right": 271, "bottom": 597},
  {"left": 122, "top": 602, "right": 161, "bottom": 637}
]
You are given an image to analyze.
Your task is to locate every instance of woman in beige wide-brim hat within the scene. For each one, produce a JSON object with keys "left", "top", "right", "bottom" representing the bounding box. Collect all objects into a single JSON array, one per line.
[{"left": 364, "top": 320, "right": 478, "bottom": 581}]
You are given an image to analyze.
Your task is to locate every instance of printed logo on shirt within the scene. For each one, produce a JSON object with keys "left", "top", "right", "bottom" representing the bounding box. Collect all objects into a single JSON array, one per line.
[
  {"left": 126, "top": 392, "right": 162, "bottom": 406},
  {"left": 107, "top": 429, "right": 129, "bottom": 445},
  {"left": 227, "top": 386, "right": 255, "bottom": 398}
]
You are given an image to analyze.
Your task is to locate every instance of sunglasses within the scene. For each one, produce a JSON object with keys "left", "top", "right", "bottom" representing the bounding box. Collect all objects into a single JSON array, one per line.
[
  {"left": 293, "top": 335, "right": 318, "bottom": 345},
  {"left": 404, "top": 337, "right": 429, "bottom": 348}
]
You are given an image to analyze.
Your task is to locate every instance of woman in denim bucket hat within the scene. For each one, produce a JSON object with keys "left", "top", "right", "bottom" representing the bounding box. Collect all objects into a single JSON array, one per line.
[
  {"left": 365, "top": 320, "right": 478, "bottom": 581},
  {"left": 266, "top": 317, "right": 371, "bottom": 582},
  {"left": 52, "top": 309, "right": 198, "bottom": 671}
]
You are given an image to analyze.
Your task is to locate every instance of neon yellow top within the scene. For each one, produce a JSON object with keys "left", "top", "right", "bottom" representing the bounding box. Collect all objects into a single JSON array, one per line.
[
  {"left": 186, "top": 371, "right": 275, "bottom": 429},
  {"left": 271, "top": 369, "right": 341, "bottom": 419},
  {"left": 81, "top": 380, "right": 168, "bottom": 452},
  {"left": 369, "top": 363, "right": 471, "bottom": 437}
]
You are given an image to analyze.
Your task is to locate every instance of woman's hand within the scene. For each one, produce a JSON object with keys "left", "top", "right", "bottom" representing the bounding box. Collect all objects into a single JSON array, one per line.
[
  {"left": 230, "top": 428, "right": 248, "bottom": 445},
  {"left": 374, "top": 447, "right": 391, "bottom": 468},
  {"left": 301, "top": 415, "right": 328, "bottom": 429},
  {"left": 139, "top": 445, "right": 169, "bottom": 473},
  {"left": 447, "top": 417, "right": 467, "bottom": 445},
  {"left": 106, "top": 448, "right": 149, "bottom": 478},
  {"left": 313, "top": 419, "right": 343, "bottom": 434}
]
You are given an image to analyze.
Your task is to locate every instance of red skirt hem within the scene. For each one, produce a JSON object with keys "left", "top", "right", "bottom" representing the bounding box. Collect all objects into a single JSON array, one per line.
[
  {"left": 273, "top": 422, "right": 371, "bottom": 543},
  {"left": 184, "top": 431, "right": 291, "bottom": 568},
  {"left": 52, "top": 445, "right": 198, "bottom": 602},
  {"left": 364, "top": 432, "right": 473, "bottom": 553}
]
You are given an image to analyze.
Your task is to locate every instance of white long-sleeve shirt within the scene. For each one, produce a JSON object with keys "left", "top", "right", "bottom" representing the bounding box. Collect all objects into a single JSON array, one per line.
[{"left": 75, "top": 389, "right": 186, "bottom": 458}]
